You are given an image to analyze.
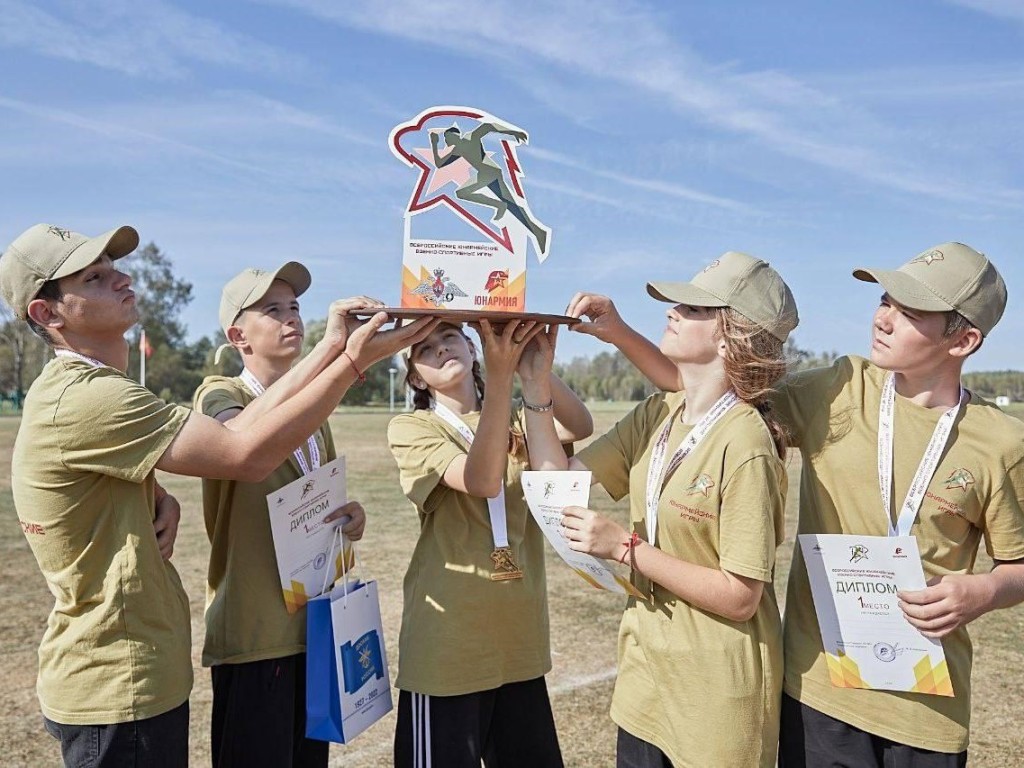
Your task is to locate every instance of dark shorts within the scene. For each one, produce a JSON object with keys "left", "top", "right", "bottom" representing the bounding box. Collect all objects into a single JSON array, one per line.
[
  {"left": 211, "top": 653, "right": 328, "bottom": 768},
  {"left": 394, "top": 676, "right": 564, "bottom": 768},
  {"left": 43, "top": 701, "right": 189, "bottom": 768},
  {"left": 779, "top": 693, "right": 968, "bottom": 768},
  {"left": 616, "top": 727, "right": 673, "bottom": 768}
]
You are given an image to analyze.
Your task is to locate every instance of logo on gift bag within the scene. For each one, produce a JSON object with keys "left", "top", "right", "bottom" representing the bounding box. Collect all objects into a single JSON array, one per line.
[{"left": 340, "top": 630, "right": 386, "bottom": 694}]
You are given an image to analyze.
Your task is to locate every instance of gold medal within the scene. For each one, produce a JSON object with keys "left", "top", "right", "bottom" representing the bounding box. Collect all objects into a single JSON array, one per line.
[{"left": 490, "top": 546, "right": 524, "bottom": 581}]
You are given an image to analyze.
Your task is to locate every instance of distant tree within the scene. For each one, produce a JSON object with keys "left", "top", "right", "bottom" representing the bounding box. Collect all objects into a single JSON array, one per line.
[{"left": 120, "top": 243, "right": 200, "bottom": 402}]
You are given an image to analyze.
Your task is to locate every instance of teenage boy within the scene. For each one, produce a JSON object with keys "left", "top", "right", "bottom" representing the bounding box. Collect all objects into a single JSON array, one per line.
[
  {"left": 194, "top": 264, "right": 374, "bottom": 767},
  {"left": 0, "top": 223, "right": 436, "bottom": 767},
  {"left": 563, "top": 242, "right": 1024, "bottom": 767}
]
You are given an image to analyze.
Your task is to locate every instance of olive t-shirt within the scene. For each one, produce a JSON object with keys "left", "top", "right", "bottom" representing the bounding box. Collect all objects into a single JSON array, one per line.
[
  {"left": 387, "top": 407, "right": 551, "bottom": 696},
  {"left": 12, "top": 357, "right": 192, "bottom": 725},
  {"left": 194, "top": 375, "right": 336, "bottom": 666},
  {"left": 578, "top": 391, "right": 786, "bottom": 768},
  {"left": 773, "top": 356, "right": 1024, "bottom": 752}
]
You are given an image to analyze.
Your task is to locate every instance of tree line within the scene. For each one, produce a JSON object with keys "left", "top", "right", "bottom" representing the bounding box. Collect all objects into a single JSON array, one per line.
[{"left": 1, "top": 243, "right": 1021, "bottom": 407}]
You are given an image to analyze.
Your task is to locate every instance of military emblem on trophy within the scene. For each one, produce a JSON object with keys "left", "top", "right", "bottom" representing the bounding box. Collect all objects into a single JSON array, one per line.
[{"left": 349, "top": 105, "right": 576, "bottom": 326}]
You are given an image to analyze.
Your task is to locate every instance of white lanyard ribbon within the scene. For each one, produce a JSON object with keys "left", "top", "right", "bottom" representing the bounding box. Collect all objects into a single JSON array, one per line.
[
  {"left": 432, "top": 401, "right": 509, "bottom": 549},
  {"left": 54, "top": 348, "right": 108, "bottom": 369},
  {"left": 645, "top": 390, "right": 739, "bottom": 546},
  {"left": 240, "top": 368, "right": 321, "bottom": 476},
  {"left": 878, "top": 373, "right": 965, "bottom": 538}
]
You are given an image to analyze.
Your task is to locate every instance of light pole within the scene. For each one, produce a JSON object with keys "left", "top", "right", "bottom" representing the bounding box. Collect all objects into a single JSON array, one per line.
[{"left": 389, "top": 367, "right": 398, "bottom": 412}]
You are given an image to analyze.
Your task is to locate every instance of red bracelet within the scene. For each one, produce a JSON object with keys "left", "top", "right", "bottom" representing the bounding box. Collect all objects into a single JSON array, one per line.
[
  {"left": 343, "top": 351, "right": 366, "bottom": 384},
  {"left": 618, "top": 532, "right": 641, "bottom": 565}
]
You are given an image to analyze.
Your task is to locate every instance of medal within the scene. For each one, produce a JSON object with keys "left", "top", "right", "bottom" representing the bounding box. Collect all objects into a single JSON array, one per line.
[
  {"left": 432, "top": 402, "right": 524, "bottom": 580},
  {"left": 490, "top": 546, "right": 524, "bottom": 581}
]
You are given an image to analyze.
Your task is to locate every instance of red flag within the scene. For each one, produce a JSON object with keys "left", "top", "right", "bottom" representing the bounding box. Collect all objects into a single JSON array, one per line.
[{"left": 140, "top": 329, "right": 154, "bottom": 358}]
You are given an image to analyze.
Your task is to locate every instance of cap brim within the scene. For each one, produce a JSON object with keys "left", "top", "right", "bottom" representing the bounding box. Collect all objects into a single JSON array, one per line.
[
  {"left": 51, "top": 225, "right": 139, "bottom": 280},
  {"left": 646, "top": 281, "right": 727, "bottom": 307},
  {"left": 272, "top": 261, "right": 312, "bottom": 298},
  {"left": 852, "top": 267, "right": 954, "bottom": 312}
]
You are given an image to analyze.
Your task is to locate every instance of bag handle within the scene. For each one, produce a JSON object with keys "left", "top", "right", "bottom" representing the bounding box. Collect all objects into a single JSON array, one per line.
[{"left": 320, "top": 525, "right": 359, "bottom": 598}]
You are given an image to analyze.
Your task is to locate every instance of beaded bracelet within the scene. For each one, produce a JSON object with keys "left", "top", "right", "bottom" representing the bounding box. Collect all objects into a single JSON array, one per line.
[{"left": 522, "top": 397, "right": 554, "bottom": 413}]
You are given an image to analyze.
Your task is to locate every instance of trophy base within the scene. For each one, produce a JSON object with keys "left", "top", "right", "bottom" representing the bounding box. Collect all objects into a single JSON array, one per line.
[{"left": 345, "top": 307, "right": 580, "bottom": 326}]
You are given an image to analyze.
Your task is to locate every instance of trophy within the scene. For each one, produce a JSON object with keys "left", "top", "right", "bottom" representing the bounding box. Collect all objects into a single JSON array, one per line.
[{"left": 350, "top": 105, "right": 576, "bottom": 326}]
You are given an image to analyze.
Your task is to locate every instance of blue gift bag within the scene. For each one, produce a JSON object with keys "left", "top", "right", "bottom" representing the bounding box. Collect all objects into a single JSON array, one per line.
[
  {"left": 305, "top": 586, "right": 344, "bottom": 742},
  {"left": 306, "top": 532, "right": 392, "bottom": 744}
]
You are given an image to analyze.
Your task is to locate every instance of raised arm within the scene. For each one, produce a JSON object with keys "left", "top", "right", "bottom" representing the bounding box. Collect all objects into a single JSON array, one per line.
[
  {"left": 517, "top": 324, "right": 592, "bottom": 442},
  {"left": 469, "top": 121, "right": 528, "bottom": 145},
  {"left": 567, "top": 292, "right": 682, "bottom": 392},
  {"left": 519, "top": 325, "right": 589, "bottom": 472},
  {"left": 440, "top": 320, "right": 544, "bottom": 498},
  {"left": 216, "top": 296, "right": 385, "bottom": 428},
  {"left": 158, "top": 314, "right": 439, "bottom": 481},
  {"left": 429, "top": 131, "right": 461, "bottom": 168}
]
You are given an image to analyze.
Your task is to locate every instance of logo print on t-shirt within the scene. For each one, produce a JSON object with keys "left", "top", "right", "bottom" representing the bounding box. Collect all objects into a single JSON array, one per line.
[
  {"left": 685, "top": 473, "right": 715, "bottom": 497},
  {"left": 943, "top": 467, "right": 975, "bottom": 492},
  {"left": 911, "top": 249, "right": 944, "bottom": 266}
]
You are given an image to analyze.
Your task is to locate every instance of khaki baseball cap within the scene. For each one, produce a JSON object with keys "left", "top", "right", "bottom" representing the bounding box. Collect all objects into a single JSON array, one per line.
[
  {"left": 218, "top": 262, "right": 312, "bottom": 334},
  {"left": 647, "top": 251, "right": 799, "bottom": 342},
  {"left": 853, "top": 242, "right": 1006, "bottom": 336},
  {"left": 851, "top": 241, "right": 1003, "bottom": 335},
  {"left": 0, "top": 223, "right": 139, "bottom": 319}
]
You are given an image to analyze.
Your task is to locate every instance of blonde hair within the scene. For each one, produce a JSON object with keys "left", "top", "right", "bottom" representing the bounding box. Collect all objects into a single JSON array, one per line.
[
  {"left": 405, "top": 323, "right": 527, "bottom": 460},
  {"left": 715, "top": 307, "right": 789, "bottom": 457}
]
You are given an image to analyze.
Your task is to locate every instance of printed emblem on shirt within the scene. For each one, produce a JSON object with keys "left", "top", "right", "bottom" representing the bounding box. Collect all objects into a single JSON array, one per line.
[
  {"left": 686, "top": 473, "right": 715, "bottom": 497},
  {"left": 943, "top": 467, "right": 975, "bottom": 492},
  {"left": 911, "top": 249, "right": 944, "bottom": 266},
  {"left": 20, "top": 520, "right": 45, "bottom": 536}
]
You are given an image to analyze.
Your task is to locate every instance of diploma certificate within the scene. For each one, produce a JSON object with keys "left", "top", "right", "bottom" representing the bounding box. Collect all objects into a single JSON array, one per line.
[
  {"left": 267, "top": 456, "right": 353, "bottom": 613},
  {"left": 522, "top": 471, "right": 644, "bottom": 598},
  {"left": 799, "top": 533, "right": 952, "bottom": 696}
]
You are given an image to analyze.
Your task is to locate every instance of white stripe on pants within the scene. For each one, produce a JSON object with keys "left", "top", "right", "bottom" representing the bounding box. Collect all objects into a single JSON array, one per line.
[{"left": 413, "top": 692, "right": 432, "bottom": 768}]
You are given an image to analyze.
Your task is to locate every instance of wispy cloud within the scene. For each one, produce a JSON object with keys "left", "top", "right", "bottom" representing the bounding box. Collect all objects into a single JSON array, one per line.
[
  {"left": 255, "top": 0, "right": 1023, "bottom": 209},
  {"left": 945, "top": 0, "right": 1024, "bottom": 25},
  {"left": 0, "top": 0, "right": 309, "bottom": 79},
  {"left": 530, "top": 147, "right": 758, "bottom": 214},
  {"left": 0, "top": 91, "right": 400, "bottom": 207}
]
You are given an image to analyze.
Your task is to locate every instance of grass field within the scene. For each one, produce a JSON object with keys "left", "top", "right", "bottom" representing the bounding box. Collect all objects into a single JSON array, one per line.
[{"left": 1, "top": 406, "right": 1023, "bottom": 766}]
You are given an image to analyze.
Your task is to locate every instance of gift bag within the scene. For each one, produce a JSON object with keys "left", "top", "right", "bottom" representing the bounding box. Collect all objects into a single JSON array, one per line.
[{"left": 306, "top": 530, "right": 393, "bottom": 743}]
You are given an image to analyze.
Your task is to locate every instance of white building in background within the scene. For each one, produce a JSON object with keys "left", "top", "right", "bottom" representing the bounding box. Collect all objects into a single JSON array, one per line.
[{"left": 996, "top": 396, "right": 1012, "bottom": 407}]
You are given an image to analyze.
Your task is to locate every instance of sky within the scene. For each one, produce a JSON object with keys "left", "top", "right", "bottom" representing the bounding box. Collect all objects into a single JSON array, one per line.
[{"left": 2, "top": 0, "right": 1023, "bottom": 370}]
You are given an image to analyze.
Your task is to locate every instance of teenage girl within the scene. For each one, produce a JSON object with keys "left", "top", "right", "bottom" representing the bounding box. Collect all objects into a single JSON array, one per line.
[
  {"left": 387, "top": 318, "right": 592, "bottom": 768},
  {"left": 523, "top": 251, "right": 798, "bottom": 768}
]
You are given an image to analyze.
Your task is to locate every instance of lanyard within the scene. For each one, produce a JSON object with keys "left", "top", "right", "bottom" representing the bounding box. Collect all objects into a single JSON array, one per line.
[
  {"left": 878, "top": 372, "right": 965, "bottom": 538},
  {"left": 645, "top": 390, "right": 739, "bottom": 546},
  {"left": 432, "top": 401, "right": 510, "bottom": 549},
  {"left": 54, "top": 348, "right": 108, "bottom": 369},
  {"left": 240, "top": 368, "right": 321, "bottom": 476}
]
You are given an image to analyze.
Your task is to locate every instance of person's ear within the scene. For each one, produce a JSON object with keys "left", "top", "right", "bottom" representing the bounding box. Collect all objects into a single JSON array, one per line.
[
  {"left": 948, "top": 327, "right": 983, "bottom": 360},
  {"left": 226, "top": 324, "right": 250, "bottom": 353},
  {"left": 26, "top": 297, "right": 64, "bottom": 331}
]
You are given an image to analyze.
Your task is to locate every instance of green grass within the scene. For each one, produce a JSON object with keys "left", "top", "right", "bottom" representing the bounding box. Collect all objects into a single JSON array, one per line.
[{"left": 1, "top": 408, "right": 1022, "bottom": 766}]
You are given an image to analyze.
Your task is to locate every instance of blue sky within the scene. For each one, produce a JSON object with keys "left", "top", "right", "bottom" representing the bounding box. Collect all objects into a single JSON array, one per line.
[{"left": 2, "top": 0, "right": 1023, "bottom": 370}]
